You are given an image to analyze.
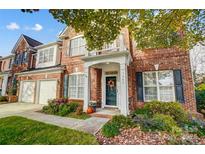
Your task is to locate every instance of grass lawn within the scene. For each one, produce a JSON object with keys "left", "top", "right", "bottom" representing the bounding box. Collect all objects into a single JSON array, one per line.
[{"left": 0, "top": 116, "right": 98, "bottom": 145}]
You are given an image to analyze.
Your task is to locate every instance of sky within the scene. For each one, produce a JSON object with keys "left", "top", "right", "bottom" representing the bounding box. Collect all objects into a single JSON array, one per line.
[{"left": 0, "top": 9, "right": 65, "bottom": 57}]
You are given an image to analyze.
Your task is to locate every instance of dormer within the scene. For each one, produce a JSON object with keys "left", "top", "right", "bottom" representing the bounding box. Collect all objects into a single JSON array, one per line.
[{"left": 35, "top": 41, "right": 62, "bottom": 69}]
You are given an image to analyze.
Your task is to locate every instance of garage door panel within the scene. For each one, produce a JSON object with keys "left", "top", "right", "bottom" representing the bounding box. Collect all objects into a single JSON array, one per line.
[
  {"left": 39, "top": 80, "right": 57, "bottom": 105},
  {"left": 21, "top": 81, "right": 35, "bottom": 103}
]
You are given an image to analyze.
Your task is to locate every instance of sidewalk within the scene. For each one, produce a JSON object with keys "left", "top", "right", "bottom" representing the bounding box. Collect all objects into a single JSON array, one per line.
[{"left": 16, "top": 111, "right": 109, "bottom": 135}]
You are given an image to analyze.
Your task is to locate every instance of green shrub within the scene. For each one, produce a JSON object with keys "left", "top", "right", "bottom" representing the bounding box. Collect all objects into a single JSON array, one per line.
[
  {"left": 152, "top": 114, "right": 182, "bottom": 135},
  {"left": 0, "top": 96, "right": 7, "bottom": 102},
  {"left": 48, "top": 102, "right": 59, "bottom": 114},
  {"left": 111, "top": 115, "right": 133, "bottom": 128},
  {"left": 133, "top": 114, "right": 160, "bottom": 131},
  {"left": 101, "top": 115, "right": 134, "bottom": 138},
  {"left": 183, "top": 121, "right": 205, "bottom": 137},
  {"left": 144, "top": 101, "right": 188, "bottom": 124},
  {"left": 195, "top": 84, "right": 205, "bottom": 115},
  {"left": 133, "top": 114, "right": 182, "bottom": 135},
  {"left": 132, "top": 108, "right": 151, "bottom": 118},
  {"left": 68, "top": 102, "right": 79, "bottom": 113},
  {"left": 42, "top": 106, "right": 53, "bottom": 114},
  {"left": 42, "top": 100, "right": 81, "bottom": 117},
  {"left": 102, "top": 122, "right": 120, "bottom": 137},
  {"left": 58, "top": 104, "right": 71, "bottom": 116}
]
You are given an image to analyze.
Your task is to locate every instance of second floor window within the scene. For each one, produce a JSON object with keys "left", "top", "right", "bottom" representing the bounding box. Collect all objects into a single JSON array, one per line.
[
  {"left": 39, "top": 47, "right": 54, "bottom": 64},
  {"left": 69, "top": 36, "right": 86, "bottom": 56}
]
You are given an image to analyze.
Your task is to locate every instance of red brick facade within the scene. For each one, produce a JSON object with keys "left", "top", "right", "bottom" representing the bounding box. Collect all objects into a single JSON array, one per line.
[
  {"left": 128, "top": 48, "right": 196, "bottom": 112},
  {"left": 1, "top": 27, "right": 196, "bottom": 114},
  {"left": 59, "top": 27, "right": 196, "bottom": 113}
]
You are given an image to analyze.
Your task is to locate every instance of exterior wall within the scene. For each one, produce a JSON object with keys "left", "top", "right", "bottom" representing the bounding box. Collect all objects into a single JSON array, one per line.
[
  {"left": 60, "top": 26, "right": 196, "bottom": 113},
  {"left": 12, "top": 39, "right": 32, "bottom": 74},
  {"left": 61, "top": 27, "right": 85, "bottom": 103},
  {"left": 128, "top": 48, "right": 196, "bottom": 112}
]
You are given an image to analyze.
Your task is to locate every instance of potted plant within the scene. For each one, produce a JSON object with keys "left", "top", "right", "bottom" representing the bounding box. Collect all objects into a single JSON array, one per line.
[
  {"left": 7, "top": 87, "right": 18, "bottom": 103},
  {"left": 89, "top": 100, "right": 97, "bottom": 112}
]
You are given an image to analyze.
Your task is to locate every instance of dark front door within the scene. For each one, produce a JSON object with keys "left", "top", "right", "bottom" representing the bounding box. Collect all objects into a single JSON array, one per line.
[{"left": 106, "top": 76, "right": 117, "bottom": 106}]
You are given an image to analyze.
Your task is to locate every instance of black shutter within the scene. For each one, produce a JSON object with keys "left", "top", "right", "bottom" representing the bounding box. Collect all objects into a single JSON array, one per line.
[
  {"left": 63, "top": 74, "right": 69, "bottom": 98},
  {"left": 173, "top": 70, "right": 185, "bottom": 103},
  {"left": 136, "top": 72, "right": 144, "bottom": 101},
  {"left": 16, "top": 54, "right": 19, "bottom": 65}
]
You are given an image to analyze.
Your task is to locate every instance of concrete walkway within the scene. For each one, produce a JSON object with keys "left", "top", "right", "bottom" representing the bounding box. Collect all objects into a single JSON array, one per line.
[{"left": 0, "top": 103, "right": 109, "bottom": 135}]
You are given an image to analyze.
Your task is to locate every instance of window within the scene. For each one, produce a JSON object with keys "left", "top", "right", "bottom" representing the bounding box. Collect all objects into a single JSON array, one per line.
[
  {"left": 38, "top": 47, "right": 54, "bottom": 64},
  {"left": 143, "top": 71, "right": 175, "bottom": 102},
  {"left": 69, "top": 36, "right": 86, "bottom": 56},
  {"left": 68, "top": 74, "right": 84, "bottom": 99}
]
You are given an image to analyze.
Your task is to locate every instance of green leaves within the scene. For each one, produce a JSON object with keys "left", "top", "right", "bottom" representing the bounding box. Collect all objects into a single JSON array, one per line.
[{"left": 23, "top": 9, "right": 205, "bottom": 51}]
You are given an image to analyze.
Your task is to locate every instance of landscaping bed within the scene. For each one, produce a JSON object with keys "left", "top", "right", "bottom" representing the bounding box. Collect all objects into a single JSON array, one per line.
[
  {"left": 96, "top": 101, "right": 205, "bottom": 145},
  {"left": 0, "top": 116, "right": 98, "bottom": 145},
  {"left": 96, "top": 127, "right": 205, "bottom": 145},
  {"left": 41, "top": 98, "right": 90, "bottom": 120}
]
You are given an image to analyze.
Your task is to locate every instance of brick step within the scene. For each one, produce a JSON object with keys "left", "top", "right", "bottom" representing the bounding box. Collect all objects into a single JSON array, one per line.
[{"left": 90, "top": 113, "right": 113, "bottom": 119}]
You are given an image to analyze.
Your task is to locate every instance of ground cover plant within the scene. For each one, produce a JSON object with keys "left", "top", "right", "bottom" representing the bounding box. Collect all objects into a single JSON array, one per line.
[{"left": 98, "top": 101, "right": 205, "bottom": 145}]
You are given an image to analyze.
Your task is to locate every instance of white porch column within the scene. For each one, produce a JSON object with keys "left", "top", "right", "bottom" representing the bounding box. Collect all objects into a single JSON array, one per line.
[
  {"left": 119, "top": 63, "right": 129, "bottom": 115},
  {"left": 83, "top": 66, "right": 90, "bottom": 112},
  {"left": 1, "top": 74, "right": 9, "bottom": 96}
]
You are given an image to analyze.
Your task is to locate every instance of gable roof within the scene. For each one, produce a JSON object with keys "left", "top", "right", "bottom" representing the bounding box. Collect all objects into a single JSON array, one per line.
[
  {"left": 11, "top": 34, "right": 43, "bottom": 53},
  {"left": 22, "top": 35, "right": 43, "bottom": 47},
  {"left": 58, "top": 26, "right": 68, "bottom": 38}
]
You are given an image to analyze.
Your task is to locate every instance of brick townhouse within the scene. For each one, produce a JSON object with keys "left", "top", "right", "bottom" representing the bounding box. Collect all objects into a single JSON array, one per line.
[
  {"left": 0, "top": 55, "right": 14, "bottom": 96},
  {"left": 0, "top": 26, "right": 196, "bottom": 115}
]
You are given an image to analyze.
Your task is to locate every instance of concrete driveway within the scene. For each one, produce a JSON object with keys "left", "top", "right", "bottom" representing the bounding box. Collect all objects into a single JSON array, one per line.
[{"left": 0, "top": 103, "right": 43, "bottom": 118}]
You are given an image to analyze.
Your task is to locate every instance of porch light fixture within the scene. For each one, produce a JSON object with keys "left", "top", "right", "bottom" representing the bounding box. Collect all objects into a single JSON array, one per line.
[
  {"left": 106, "top": 62, "right": 110, "bottom": 65},
  {"left": 154, "top": 64, "right": 159, "bottom": 71}
]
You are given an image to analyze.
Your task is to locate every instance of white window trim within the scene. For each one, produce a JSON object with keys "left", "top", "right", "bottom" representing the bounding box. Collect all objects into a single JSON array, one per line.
[
  {"left": 68, "top": 35, "right": 86, "bottom": 56},
  {"left": 38, "top": 47, "right": 55, "bottom": 64},
  {"left": 68, "top": 72, "right": 85, "bottom": 99},
  {"left": 143, "top": 70, "right": 176, "bottom": 102}
]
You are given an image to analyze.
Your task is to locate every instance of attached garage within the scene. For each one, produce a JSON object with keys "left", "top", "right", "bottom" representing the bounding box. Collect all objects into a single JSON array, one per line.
[
  {"left": 38, "top": 80, "right": 57, "bottom": 105},
  {"left": 20, "top": 81, "right": 36, "bottom": 103}
]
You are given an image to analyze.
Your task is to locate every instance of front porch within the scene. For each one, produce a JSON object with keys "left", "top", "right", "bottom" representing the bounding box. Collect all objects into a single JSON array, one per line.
[{"left": 82, "top": 51, "right": 131, "bottom": 116}]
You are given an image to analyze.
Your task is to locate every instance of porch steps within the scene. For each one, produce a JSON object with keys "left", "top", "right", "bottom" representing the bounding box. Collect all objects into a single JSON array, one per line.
[
  {"left": 90, "top": 113, "right": 113, "bottom": 119},
  {"left": 90, "top": 108, "right": 120, "bottom": 119}
]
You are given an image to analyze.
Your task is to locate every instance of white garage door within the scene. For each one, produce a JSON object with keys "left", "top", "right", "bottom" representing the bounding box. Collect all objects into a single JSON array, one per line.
[
  {"left": 21, "top": 81, "right": 35, "bottom": 103},
  {"left": 38, "top": 80, "right": 57, "bottom": 105}
]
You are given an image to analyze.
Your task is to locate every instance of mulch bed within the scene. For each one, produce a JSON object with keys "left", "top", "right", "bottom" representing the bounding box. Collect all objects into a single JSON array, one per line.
[{"left": 96, "top": 127, "right": 205, "bottom": 145}]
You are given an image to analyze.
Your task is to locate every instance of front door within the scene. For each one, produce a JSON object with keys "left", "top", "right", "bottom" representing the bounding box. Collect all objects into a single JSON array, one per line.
[{"left": 105, "top": 76, "right": 117, "bottom": 106}]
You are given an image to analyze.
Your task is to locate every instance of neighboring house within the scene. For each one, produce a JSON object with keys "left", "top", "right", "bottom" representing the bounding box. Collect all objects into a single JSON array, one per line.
[
  {"left": 58, "top": 27, "right": 196, "bottom": 115},
  {"left": 0, "top": 55, "right": 14, "bottom": 96},
  {"left": 11, "top": 34, "right": 43, "bottom": 74},
  {"left": 16, "top": 41, "right": 64, "bottom": 104},
  {"left": 3, "top": 27, "right": 197, "bottom": 116},
  {"left": 5, "top": 34, "right": 43, "bottom": 99},
  {"left": 190, "top": 43, "right": 205, "bottom": 83}
]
